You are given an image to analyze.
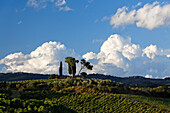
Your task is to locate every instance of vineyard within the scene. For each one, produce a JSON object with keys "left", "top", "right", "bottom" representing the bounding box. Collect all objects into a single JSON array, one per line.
[{"left": 0, "top": 77, "right": 169, "bottom": 113}]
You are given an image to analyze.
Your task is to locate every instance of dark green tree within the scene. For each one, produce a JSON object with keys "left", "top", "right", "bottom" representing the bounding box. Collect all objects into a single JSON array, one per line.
[
  {"left": 59, "top": 61, "right": 62, "bottom": 77},
  {"left": 80, "top": 72, "right": 87, "bottom": 78},
  {"left": 78, "top": 59, "right": 93, "bottom": 75},
  {"left": 65, "top": 57, "right": 79, "bottom": 77}
]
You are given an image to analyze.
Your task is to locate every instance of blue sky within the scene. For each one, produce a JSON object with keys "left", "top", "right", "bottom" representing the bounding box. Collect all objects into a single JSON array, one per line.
[
  {"left": 0, "top": 0, "right": 169, "bottom": 59},
  {"left": 0, "top": 0, "right": 170, "bottom": 78}
]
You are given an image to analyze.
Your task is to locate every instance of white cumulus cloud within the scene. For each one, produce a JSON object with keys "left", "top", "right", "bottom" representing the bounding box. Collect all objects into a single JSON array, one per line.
[
  {"left": 142, "top": 44, "right": 163, "bottom": 59},
  {"left": 83, "top": 34, "right": 170, "bottom": 78},
  {"left": 110, "top": 2, "right": 170, "bottom": 29},
  {"left": 110, "top": 7, "right": 136, "bottom": 28},
  {"left": 0, "top": 35, "right": 170, "bottom": 78},
  {"left": 0, "top": 41, "right": 80, "bottom": 74}
]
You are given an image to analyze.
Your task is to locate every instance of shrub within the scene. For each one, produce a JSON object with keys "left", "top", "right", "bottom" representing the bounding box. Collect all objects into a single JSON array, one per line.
[
  {"left": 80, "top": 72, "right": 87, "bottom": 78},
  {"left": 48, "top": 74, "right": 60, "bottom": 79}
]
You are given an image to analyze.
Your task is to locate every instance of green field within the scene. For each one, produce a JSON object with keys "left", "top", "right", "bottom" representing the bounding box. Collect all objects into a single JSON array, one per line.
[
  {"left": 0, "top": 77, "right": 169, "bottom": 113},
  {"left": 121, "top": 94, "right": 170, "bottom": 111}
]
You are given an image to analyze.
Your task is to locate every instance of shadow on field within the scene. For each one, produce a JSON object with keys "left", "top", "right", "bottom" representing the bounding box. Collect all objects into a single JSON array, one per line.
[{"left": 20, "top": 90, "right": 71, "bottom": 100}]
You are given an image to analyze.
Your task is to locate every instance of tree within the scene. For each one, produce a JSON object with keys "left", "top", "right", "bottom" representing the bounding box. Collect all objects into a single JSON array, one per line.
[
  {"left": 59, "top": 61, "right": 62, "bottom": 77},
  {"left": 78, "top": 59, "right": 93, "bottom": 75},
  {"left": 65, "top": 57, "right": 79, "bottom": 77},
  {"left": 48, "top": 74, "right": 60, "bottom": 79},
  {"left": 80, "top": 72, "right": 87, "bottom": 78}
]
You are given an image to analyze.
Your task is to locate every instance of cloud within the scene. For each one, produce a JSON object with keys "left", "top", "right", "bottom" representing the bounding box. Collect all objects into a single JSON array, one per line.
[
  {"left": 55, "top": 0, "right": 73, "bottom": 12},
  {"left": 0, "top": 35, "right": 170, "bottom": 78},
  {"left": 145, "top": 74, "right": 152, "bottom": 78},
  {"left": 132, "top": 2, "right": 142, "bottom": 9},
  {"left": 83, "top": 52, "right": 96, "bottom": 61},
  {"left": 22, "top": 8, "right": 27, "bottom": 12},
  {"left": 59, "top": 6, "right": 73, "bottom": 11},
  {"left": 85, "top": 0, "right": 94, "bottom": 8},
  {"left": 27, "top": 0, "right": 42, "bottom": 8},
  {"left": 27, "top": 0, "right": 72, "bottom": 11},
  {"left": 0, "top": 41, "right": 80, "bottom": 74},
  {"left": 110, "top": 2, "right": 170, "bottom": 30},
  {"left": 110, "top": 7, "right": 136, "bottom": 28},
  {"left": 83, "top": 34, "right": 170, "bottom": 78},
  {"left": 55, "top": 0, "right": 66, "bottom": 7},
  {"left": 17, "top": 21, "right": 22, "bottom": 25},
  {"left": 15, "top": 8, "right": 26, "bottom": 13},
  {"left": 101, "top": 16, "right": 110, "bottom": 22},
  {"left": 163, "top": 49, "right": 170, "bottom": 57},
  {"left": 142, "top": 44, "right": 163, "bottom": 59}
]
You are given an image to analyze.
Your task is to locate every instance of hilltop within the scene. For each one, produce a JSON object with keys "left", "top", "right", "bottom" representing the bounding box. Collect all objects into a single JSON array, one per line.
[{"left": 0, "top": 72, "right": 169, "bottom": 87}]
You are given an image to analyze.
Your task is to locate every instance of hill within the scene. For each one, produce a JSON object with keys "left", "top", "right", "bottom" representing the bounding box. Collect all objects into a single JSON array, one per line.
[
  {"left": 85, "top": 74, "right": 170, "bottom": 87},
  {"left": 0, "top": 72, "right": 49, "bottom": 81},
  {"left": 0, "top": 72, "right": 169, "bottom": 87},
  {"left": 0, "top": 77, "right": 170, "bottom": 112}
]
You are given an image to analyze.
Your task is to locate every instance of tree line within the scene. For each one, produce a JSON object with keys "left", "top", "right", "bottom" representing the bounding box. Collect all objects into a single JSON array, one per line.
[{"left": 57, "top": 57, "right": 93, "bottom": 78}]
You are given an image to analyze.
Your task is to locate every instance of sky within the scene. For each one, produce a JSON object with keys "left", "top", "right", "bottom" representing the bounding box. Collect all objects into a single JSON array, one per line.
[{"left": 0, "top": 0, "right": 170, "bottom": 78}]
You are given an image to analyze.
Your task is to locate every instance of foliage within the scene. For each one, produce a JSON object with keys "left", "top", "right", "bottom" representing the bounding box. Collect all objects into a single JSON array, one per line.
[
  {"left": 0, "top": 78, "right": 169, "bottom": 112},
  {"left": 59, "top": 61, "right": 62, "bottom": 77},
  {"left": 131, "top": 86, "right": 170, "bottom": 98},
  {"left": 80, "top": 72, "right": 87, "bottom": 78},
  {"left": 0, "top": 89, "right": 12, "bottom": 99},
  {"left": 78, "top": 59, "right": 93, "bottom": 75},
  {"left": 0, "top": 92, "right": 167, "bottom": 113},
  {"left": 48, "top": 74, "right": 60, "bottom": 79},
  {"left": 0, "top": 95, "right": 76, "bottom": 113},
  {"left": 120, "top": 94, "right": 170, "bottom": 111},
  {"left": 65, "top": 57, "right": 79, "bottom": 77},
  {"left": 1, "top": 78, "right": 170, "bottom": 98}
]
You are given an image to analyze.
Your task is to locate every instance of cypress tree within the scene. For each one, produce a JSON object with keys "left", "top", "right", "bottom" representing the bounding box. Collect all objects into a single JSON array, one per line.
[{"left": 59, "top": 61, "right": 62, "bottom": 77}]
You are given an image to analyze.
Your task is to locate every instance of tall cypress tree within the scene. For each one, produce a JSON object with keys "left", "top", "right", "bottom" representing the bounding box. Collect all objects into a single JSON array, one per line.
[{"left": 59, "top": 61, "right": 62, "bottom": 77}]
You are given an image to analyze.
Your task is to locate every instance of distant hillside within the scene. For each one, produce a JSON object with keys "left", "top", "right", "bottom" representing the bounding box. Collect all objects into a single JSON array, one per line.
[
  {"left": 84, "top": 74, "right": 170, "bottom": 87},
  {"left": 0, "top": 72, "right": 169, "bottom": 87},
  {"left": 0, "top": 72, "right": 49, "bottom": 81}
]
